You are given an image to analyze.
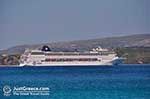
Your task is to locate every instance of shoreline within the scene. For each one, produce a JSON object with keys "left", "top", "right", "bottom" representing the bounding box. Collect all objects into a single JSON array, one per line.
[{"left": 0, "top": 64, "right": 150, "bottom": 68}]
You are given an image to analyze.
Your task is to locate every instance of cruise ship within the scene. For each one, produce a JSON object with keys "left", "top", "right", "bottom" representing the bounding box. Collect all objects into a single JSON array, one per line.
[{"left": 19, "top": 46, "right": 120, "bottom": 66}]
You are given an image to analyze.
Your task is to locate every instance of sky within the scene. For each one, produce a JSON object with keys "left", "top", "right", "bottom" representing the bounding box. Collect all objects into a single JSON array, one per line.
[{"left": 0, "top": 0, "right": 150, "bottom": 49}]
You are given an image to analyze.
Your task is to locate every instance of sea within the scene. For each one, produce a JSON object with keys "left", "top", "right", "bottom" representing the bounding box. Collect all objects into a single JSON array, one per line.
[{"left": 0, "top": 64, "right": 150, "bottom": 99}]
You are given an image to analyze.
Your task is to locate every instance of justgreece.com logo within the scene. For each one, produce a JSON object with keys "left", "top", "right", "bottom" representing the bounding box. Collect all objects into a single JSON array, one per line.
[
  {"left": 3, "top": 85, "right": 50, "bottom": 96},
  {"left": 3, "top": 85, "right": 12, "bottom": 96}
]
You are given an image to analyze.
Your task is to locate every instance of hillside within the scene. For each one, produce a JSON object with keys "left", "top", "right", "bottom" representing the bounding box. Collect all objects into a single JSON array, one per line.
[{"left": 0, "top": 34, "right": 150, "bottom": 55}]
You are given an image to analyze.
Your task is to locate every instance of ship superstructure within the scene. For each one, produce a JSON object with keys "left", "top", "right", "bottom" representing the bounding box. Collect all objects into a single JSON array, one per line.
[{"left": 19, "top": 46, "right": 119, "bottom": 66}]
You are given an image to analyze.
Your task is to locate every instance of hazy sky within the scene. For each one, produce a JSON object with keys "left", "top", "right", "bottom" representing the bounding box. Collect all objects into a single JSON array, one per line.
[{"left": 0, "top": 0, "right": 149, "bottom": 49}]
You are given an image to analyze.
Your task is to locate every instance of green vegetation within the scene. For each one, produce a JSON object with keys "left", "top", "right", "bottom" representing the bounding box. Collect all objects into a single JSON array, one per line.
[
  {"left": 115, "top": 47, "right": 150, "bottom": 64},
  {"left": 0, "top": 54, "right": 20, "bottom": 65}
]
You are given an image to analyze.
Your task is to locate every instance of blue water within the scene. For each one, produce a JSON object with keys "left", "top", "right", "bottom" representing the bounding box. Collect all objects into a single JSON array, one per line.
[{"left": 0, "top": 64, "right": 150, "bottom": 99}]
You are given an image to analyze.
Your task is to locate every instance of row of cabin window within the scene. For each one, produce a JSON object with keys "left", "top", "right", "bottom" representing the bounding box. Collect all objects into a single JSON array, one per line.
[
  {"left": 44, "top": 58, "right": 99, "bottom": 62},
  {"left": 31, "top": 52, "right": 111, "bottom": 56}
]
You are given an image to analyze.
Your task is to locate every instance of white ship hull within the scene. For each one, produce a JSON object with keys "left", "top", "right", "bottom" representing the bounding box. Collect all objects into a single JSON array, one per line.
[
  {"left": 19, "top": 46, "right": 120, "bottom": 66},
  {"left": 20, "top": 63, "right": 112, "bottom": 66},
  {"left": 20, "top": 57, "right": 119, "bottom": 66}
]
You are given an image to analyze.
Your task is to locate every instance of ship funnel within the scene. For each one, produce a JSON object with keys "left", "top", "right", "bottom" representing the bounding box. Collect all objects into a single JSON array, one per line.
[{"left": 41, "top": 45, "right": 51, "bottom": 51}]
